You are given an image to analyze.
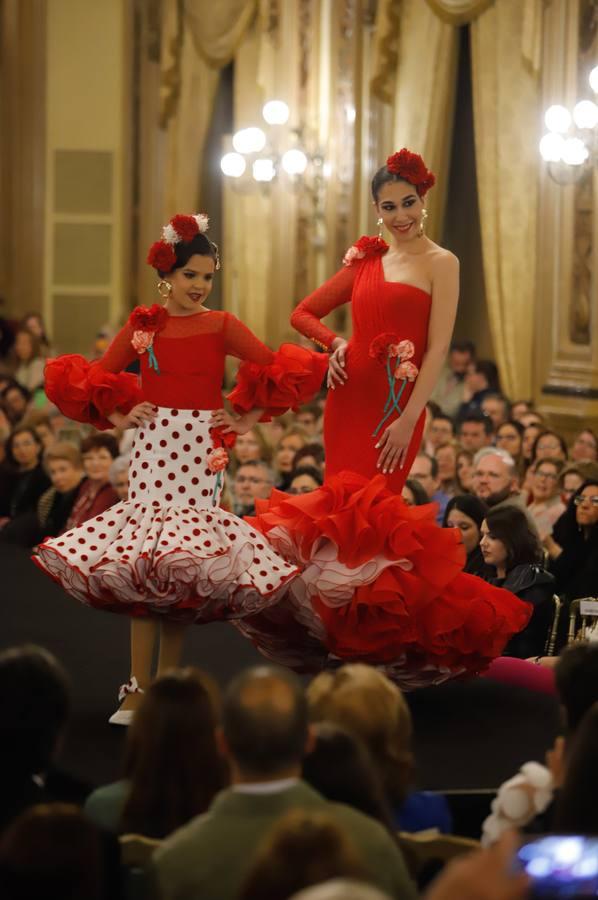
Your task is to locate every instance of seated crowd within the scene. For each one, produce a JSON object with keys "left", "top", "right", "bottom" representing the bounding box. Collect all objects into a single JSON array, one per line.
[{"left": 1, "top": 319, "right": 598, "bottom": 898}]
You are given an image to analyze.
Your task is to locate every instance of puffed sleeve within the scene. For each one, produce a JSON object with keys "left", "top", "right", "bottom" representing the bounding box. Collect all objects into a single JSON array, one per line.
[
  {"left": 290, "top": 264, "right": 357, "bottom": 350},
  {"left": 44, "top": 322, "right": 143, "bottom": 430},
  {"left": 223, "top": 313, "right": 328, "bottom": 421}
]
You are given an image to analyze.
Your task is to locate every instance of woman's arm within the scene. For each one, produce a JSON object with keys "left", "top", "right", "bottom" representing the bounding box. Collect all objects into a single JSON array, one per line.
[
  {"left": 376, "top": 252, "right": 459, "bottom": 473},
  {"left": 290, "top": 265, "right": 357, "bottom": 350}
]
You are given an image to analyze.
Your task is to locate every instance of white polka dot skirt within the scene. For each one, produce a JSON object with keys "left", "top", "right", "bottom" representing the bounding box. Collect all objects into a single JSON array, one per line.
[{"left": 34, "top": 408, "right": 298, "bottom": 622}]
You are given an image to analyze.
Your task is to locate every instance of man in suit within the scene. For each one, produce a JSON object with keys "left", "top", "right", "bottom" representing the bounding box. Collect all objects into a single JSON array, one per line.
[{"left": 152, "top": 666, "right": 416, "bottom": 900}]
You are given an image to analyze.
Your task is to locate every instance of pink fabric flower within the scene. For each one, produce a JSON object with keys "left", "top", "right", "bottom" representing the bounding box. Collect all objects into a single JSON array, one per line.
[
  {"left": 342, "top": 246, "right": 364, "bottom": 267},
  {"left": 207, "top": 447, "right": 229, "bottom": 473},
  {"left": 394, "top": 361, "right": 419, "bottom": 381},
  {"left": 394, "top": 339, "right": 415, "bottom": 360},
  {"left": 131, "top": 330, "right": 153, "bottom": 354}
]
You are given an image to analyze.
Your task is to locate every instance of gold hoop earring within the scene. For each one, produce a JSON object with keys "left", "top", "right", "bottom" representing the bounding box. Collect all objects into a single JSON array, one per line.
[
  {"left": 157, "top": 280, "right": 172, "bottom": 299},
  {"left": 418, "top": 209, "right": 428, "bottom": 238},
  {"left": 377, "top": 217, "right": 384, "bottom": 238}
]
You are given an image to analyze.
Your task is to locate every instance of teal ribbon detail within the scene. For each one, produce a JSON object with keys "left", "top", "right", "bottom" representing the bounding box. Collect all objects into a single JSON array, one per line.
[
  {"left": 372, "top": 353, "right": 408, "bottom": 438},
  {"left": 147, "top": 344, "right": 160, "bottom": 374},
  {"left": 212, "top": 470, "right": 223, "bottom": 507}
]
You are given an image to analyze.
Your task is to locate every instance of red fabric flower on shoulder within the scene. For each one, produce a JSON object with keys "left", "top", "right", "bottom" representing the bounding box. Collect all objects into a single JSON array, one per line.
[
  {"left": 128, "top": 304, "right": 169, "bottom": 333},
  {"left": 386, "top": 149, "right": 436, "bottom": 197},
  {"left": 343, "top": 235, "right": 388, "bottom": 267},
  {"left": 146, "top": 241, "right": 177, "bottom": 272}
]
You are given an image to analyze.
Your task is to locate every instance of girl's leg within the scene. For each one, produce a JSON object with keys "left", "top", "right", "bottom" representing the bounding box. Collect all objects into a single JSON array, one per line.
[
  {"left": 156, "top": 619, "right": 187, "bottom": 675},
  {"left": 119, "top": 617, "right": 158, "bottom": 711}
]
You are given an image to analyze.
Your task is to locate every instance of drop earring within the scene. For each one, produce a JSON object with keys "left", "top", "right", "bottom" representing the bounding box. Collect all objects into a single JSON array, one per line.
[
  {"left": 157, "top": 280, "right": 172, "bottom": 299},
  {"left": 377, "top": 217, "right": 384, "bottom": 238},
  {"left": 418, "top": 209, "right": 428, "bottom": 238}
]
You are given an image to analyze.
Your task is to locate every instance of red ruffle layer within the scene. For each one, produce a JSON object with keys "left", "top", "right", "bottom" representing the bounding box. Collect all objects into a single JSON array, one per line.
[
  {"left": 45, "top": 355, "right": 143, "bottom": 430},
  {"left": 227, "top": 344, "right": 328, "bottom": 421},
  {"left": 245, "top": 471, "right": 532, "bottom": 678}
]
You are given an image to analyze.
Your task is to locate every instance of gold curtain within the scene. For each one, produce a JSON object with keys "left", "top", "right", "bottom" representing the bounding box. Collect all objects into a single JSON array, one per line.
[
  {"left": 390, "top": 0, "right": 459, "bottom": 241},
  {"left": 159, "top": 0, "right": 257, "bottom": 216},
  {"left": 422, "top": 0, "right": 494, "bottom": 26},
  {"left": 470, "top": 0, "right": 540, "bottom": 398}
]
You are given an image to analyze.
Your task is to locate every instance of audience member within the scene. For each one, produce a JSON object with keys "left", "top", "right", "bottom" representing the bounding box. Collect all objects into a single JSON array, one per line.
[
  {"left": 471, "top": 448, "right": 526, "bottom": 515},
  {"left": 521, "top": 422, "right": 543, "bottom": 467},
  {"left": 239, "top": 809, "right": 366, "bottom": 900},
  {"left": 19, "top": 311, "right": 54, "bottom": 355},
  {"left": 108, "top": 455, "right": 129, "bottom": 502},
  {"left": 553, "top": 701, "right": 598, "bottom": 834},
  {"left": 558, "top": 461, "right": 598, "bottom": 505},
  {"left": 510, "top": 400, "right": 533, "bottom": 422},
  {"left": 152, "top": 666, "right": 415, "bottom": 900},
  {"left": 481, "top": 393, "right": 510, "bottom": 431},
  {"left": 65, "top": 434, "right": 119, "bottom": 529},
  {"left": 0, "top": 645, "right": 71, "bottom": 833},
  {"left": 274, "top": 426, "right": 309, "bottom": 491},
  {"left": 531, "top": 430, "right": 568, "bottom": 465},
  {"left": 569, "top": 427, "right": 598, "bottom": 463},
  {"left": 21, "top": 410, "right": 55, "bottom": 450},
  {"left": 293, "top": 442, "right": 326, "bottom": 473},
  {"left": 545, "top": 480, "right": 598, "bottom": 602},
  {"left": 307, "top": 665, "right": 452, "bottom": 835},
  {"left": 232, "top": 460, "right": 274, "bottom": 516},
  {"left": 302, "top": 723, "right": 394, "bottom": 832},
  {"left": 430, "top": 339, "right": 475, "bottom": 419},
  {"left": 0, "top": 803, "right": 105, "bottom": 900},
  {"left": 457, "top": 412, "right": 493, "bottom": 453},
  {"left": 85, "top": 669, "right": 227, "bottom": 837},
  {"left": 0, "top": 442, "right": 84, "bottom": 546},
  {"left": 520, "top": 410, "right": 545, "bottom": 428},
  {"left": 443, "top": 495, "right": 490, "bottom": 577},
  {"left": 289, "top": 882, "right": 392, "bottom": 900},
  {"left": 408, "top": 453, "right": 450, "bottom": 525},
  {"left": 289, "top": 466, "right": 323, "bottom": 494},
  {"left": 0, "top": 426, "right": 51, "bottom": 529},
  {"left": 433, "top": 442, "right": 458, "bottom": 496},
  {"left": 1, "top": 381, "right": 31, "bottom": 425},
  {"left": 455, "top": 447, "right": 474, "bottom": 493},
  {"left": 480, "top": 506, "right": 554, "bottom": 658},
  {"left": 426, "top": 414, "right": 455, "bottom": 453},
  {"left": 9, "top": 329, "right": 46, "bottom": 392},
  {"left": 295, "top": 403, "right": 322, "bottom": 437},
  {"left": 457, "top": 360, "right": 500, "bottom": 420},
  {"left": 526, "top": 458, "right": 566, "bottom": 539},
  {"left": 401, "top": 478, "right": 429, "bottom": 507},
  {"left": 494, "top": 421, "right": 524, "bottom": 474},
  {"left": 232, "top": 425, "right": 272, "bottom": 467}
]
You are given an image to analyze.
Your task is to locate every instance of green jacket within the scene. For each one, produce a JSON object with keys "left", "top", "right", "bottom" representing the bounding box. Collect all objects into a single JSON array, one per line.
[{"left": 152, "top": 780, "right": 416, "bottom": 900}]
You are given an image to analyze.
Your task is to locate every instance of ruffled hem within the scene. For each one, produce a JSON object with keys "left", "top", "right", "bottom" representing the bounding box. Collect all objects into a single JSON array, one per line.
[
  {"left": 33, "top": 500, "right": 298, "bottom": 623},
  {"left": 45, "top": 355, "right": 143, "bottom": 430},
  {"left": 227, "top": 344, "right": 328, "bottom": 421},
  {"left": 242, "top": 471, "right": 532, "bottom": 684}
]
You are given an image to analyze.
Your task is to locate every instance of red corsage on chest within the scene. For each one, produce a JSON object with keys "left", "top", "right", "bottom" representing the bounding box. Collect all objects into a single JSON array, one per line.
[
  {"left": 369, "top": 333, "right": 419, "bottom": 438},
  {"left": 129, "top": 305, "right": 169, "bottom": 374}
]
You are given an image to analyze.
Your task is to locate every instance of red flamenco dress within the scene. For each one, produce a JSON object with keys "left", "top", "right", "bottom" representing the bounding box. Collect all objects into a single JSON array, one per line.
[
  {"left": 231, "top": 238, "right": 531, "bottom": 687},
  {"left": 34, "top": 306, "right": 327, "bottom": 624}
]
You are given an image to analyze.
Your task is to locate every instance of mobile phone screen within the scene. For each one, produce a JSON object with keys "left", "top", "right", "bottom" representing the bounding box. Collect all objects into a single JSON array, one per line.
[{"left": 517, "top": 835, "right": 598, "bottom": 897}]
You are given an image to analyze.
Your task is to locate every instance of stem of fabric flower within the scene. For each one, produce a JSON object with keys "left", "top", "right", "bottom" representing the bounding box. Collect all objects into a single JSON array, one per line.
[
  {"left": 373, "top": 356, "right": 406, "bottom": 437},
  {"left": 212, "top": 471, "right": 222, "bottom": 507},
  {"left": 148, "top": 345, "right": 160, "bottom": 374}
]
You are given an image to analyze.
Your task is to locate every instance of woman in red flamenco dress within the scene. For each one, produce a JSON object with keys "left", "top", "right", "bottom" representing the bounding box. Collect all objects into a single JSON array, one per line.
[
  {"left": 231, "top": 150, "right": 531, "bottom": 688},
  {"left": 34, "top": 214, "right": 327, "bottom": 723}
]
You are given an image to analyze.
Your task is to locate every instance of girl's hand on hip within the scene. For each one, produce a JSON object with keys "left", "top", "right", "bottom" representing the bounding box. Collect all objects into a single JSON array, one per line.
[
  {"left": 375, "top": 417, "right": 414, "bottom": 474},
  {"left": 210, "top": 408, "right": 246, "bottom": 435},
  {"left": 327, "top": 339, "right": 349, "bottom": 390},
  {"left": 121, "top": 402, "right": 156, "bottom": 429}
]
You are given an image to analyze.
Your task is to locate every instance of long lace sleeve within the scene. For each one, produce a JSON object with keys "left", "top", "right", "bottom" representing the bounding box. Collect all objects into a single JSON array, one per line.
[
  {"left": 290, "top": 264, "right": 357, "bottom": 350},
  {"left": 223, "top": 313, "right": 328, "bottom": 420},
  {"left": 44, "top": 322, "right": 143, "bottom": 430}
]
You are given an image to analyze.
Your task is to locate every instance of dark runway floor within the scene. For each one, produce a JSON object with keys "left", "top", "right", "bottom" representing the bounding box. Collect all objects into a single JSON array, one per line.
[{"left": 2, "top": 544, "right": 561, "bottom": 795}]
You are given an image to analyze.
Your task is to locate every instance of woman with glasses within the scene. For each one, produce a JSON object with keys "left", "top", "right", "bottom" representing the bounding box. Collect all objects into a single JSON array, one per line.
[
  {"left": 569, "top": 428, "right": 598, "bottom": 463},
  {"left": 495, "top": 420, "right": 525, "bottom": 476},
  {"left": 527, "top": 458, "right": 566, "bottom": 540},
  {"left": 545, "top": 479, "right": 598, "bottom": 604}
]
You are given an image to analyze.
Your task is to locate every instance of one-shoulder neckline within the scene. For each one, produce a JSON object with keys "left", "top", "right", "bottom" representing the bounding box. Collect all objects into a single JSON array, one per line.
[{"left": 378, "top": 255, "right": 432, "bottom": 296}]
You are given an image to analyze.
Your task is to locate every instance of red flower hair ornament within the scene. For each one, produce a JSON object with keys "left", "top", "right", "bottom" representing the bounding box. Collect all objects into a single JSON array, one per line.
[
  {"left": 386, "top": 149, "right": 436, "bottom": 197},
  {"left": 146, "top": 212, "right": 218, "bottom": 272}
]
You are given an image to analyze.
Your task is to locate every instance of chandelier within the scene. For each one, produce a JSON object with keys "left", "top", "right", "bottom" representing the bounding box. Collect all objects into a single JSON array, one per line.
[
  {"left": 539, "top": 65, "right": 598, "bottom": 184},
  {"left": 220, "top": 100, "right": 325, "bottom": 189}
]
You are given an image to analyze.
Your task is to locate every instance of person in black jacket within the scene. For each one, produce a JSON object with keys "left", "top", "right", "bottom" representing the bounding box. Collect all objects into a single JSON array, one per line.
[
  {"left": 544, "top": 479, "right": 598, "bottom": 602},
  {"left": 480, "top": 504, "right": 555, "bottom": 658},
  {"left": 0, "top": 427, "right": 50, "bottom": 531}
]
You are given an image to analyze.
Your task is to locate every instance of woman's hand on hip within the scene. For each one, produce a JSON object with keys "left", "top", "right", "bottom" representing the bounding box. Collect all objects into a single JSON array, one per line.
[
  {"left": 375, "top": 416, "right": 414, "bottom": 474},
  {"left": 327, "top": 338, "right": 349, "bottom": 390}
]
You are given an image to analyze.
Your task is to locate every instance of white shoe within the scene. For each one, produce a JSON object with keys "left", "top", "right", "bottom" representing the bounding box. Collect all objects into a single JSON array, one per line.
[
  {"left": 108, "top": 676, "right": 145, "bottom": 726},
  {"left": 108, "top": 708, "right": 134, "bottom": 726}
]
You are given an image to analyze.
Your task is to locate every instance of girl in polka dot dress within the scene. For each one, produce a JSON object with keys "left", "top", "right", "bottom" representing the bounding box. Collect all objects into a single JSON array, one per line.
[{"left": 34, "top": 214, "right": 327, "bottom": 724}]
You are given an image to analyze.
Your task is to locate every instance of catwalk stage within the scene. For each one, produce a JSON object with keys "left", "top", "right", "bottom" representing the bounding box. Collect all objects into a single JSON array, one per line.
[{"left": 2, "top": 543, "right": 560, "bottom": 814}]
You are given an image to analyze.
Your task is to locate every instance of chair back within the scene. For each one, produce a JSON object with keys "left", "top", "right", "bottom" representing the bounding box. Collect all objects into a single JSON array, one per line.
[
  {"left": 568, "top": 598, "right": 598, "bottom": 644},
  {"left": 397, "top": 830, "right": 479, "bottom": 880},
  {"left": 544, "top": 594, "right": 562, "bottom": 656}
]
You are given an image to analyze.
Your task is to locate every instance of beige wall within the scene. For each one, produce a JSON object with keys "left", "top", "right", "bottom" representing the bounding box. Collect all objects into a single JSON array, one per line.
[{"left": 44, "top": 0, "right": 132, "bottom": 353}]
